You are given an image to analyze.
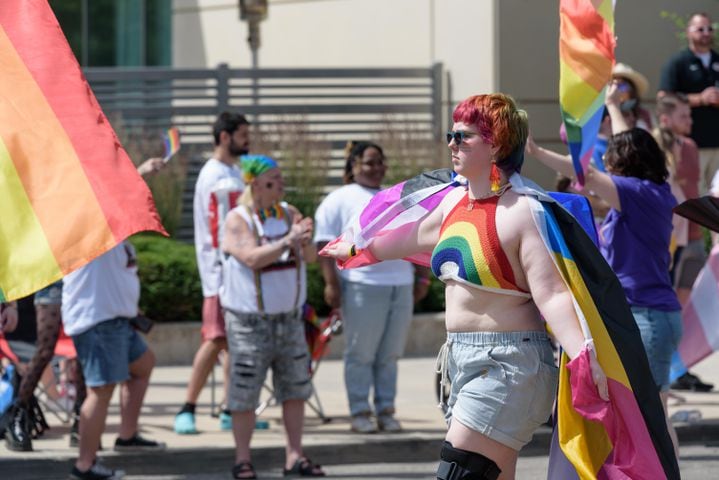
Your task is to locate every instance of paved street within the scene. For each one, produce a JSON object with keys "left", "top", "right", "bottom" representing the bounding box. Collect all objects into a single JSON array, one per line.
[
  {"left": 3, "top": 355, "right": 719, "bottom": 478},
  {"left": 60, "top": 445, "right": 719, "bottom": 479}
]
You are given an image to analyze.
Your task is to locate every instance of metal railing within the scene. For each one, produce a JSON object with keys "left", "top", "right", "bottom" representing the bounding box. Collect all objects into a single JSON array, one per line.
[{"left": 84, "top": 63, "right": 445, "bottom": 241}]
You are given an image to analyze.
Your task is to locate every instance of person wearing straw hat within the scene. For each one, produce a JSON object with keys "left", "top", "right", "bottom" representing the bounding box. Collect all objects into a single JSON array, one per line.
[
  {"left": 611, "top": 62, "right": 654, "bottom": 131},
  {"left": 220, "top": 155, "right": 325, "bottom": 479}
]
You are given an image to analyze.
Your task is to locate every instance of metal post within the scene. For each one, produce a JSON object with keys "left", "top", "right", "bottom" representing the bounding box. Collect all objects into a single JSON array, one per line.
[
  {"left": 217, "top": 63, "right": 230, "bottom": 113},
  {"left": 431, "top": 63, "right": 444, "bottom": 142},
  {"left": 248, "top": 19, "right": 260, "bottom": 111}
]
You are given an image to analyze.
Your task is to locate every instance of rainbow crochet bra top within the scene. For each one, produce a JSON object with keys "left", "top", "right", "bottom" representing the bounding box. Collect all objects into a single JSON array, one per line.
[{"left": 430, "top": 193, "right": 530, "bottom": 297}]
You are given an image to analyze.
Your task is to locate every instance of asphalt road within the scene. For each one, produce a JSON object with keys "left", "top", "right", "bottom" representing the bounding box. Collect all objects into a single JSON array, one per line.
[{"left": 112, "top": 444, "right": 719, "bottom": 479}]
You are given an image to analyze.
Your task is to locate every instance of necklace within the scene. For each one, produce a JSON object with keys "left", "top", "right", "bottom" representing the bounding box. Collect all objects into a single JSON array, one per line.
[{"left": 466, "top": 183, "right": 511, "bottom": 211}]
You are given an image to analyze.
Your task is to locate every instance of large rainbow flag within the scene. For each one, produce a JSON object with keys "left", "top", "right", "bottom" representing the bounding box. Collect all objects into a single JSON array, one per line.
[
  {"left": 0, "top": 1, "right": 165, "bottom": 302},
  {"left": 559, "top": 0, "right": 616, "bottom": 185},
  {"left": 323, "top": 170, "right": 679, "bottom": 479}
]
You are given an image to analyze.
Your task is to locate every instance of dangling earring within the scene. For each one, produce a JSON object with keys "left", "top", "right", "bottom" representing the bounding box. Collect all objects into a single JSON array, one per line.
[{"left": 489, "top": 163, "right": 501, "bottom": 192}]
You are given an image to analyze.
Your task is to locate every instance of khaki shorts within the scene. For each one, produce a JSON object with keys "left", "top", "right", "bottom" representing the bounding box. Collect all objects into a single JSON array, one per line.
[
  {"left": 225, "top": 308, "right": 312, "bottom": 412},
  {"left": 443, "top": 331, "right": 558, "bottom": 451}
]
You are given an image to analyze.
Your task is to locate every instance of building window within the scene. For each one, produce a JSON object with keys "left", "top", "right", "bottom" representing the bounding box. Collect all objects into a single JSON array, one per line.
[{"left": 50, "top": 0, "right": 171, "bottom": 67}]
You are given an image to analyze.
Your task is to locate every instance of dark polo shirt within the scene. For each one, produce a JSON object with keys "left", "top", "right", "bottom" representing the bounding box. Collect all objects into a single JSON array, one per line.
[{"left": 659, "top": 48, "right": 719, "bottom": 148}]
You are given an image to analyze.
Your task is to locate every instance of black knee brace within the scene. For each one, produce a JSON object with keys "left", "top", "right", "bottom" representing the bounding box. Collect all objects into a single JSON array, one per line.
[{"left": 436, "top": 441, "right": 501, "bottom": 480}]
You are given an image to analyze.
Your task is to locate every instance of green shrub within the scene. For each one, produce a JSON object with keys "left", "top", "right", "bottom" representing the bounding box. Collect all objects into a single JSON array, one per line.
[
  {"left": 130, "top": 233, "right": 202, "bottom": 323},
  {"left": 129, "top": 234, "right": 445, "bottom": 324},
  {"left": 415, "top": 277, "right": 446, "bottom": 313}
]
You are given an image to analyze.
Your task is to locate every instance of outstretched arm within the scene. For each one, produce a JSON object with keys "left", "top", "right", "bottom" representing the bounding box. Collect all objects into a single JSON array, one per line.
[
  {"left": 518, "top": 203, "right": 609, "bottom": 400},
  {"left": 525, "top": 132, "right": 621, "bottom": 211},
  {"left": 320, "top": 197, "right": 444, "bottom": 262}
]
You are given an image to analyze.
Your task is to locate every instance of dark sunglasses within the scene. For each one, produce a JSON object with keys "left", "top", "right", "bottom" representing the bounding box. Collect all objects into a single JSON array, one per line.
[
  {"left": 446, "top": 130, "right": 478, "bottom": 145},
  {"left": 690, "top": 26, "right": 714, "bottom": 34}
]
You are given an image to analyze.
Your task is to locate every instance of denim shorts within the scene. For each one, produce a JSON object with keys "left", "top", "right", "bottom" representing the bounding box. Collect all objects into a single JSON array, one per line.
[
  {"left": 225, "top": 308, "right": 312, "bottom": 412},
  {"left": 632, "top": 307, "right": 682, "bottom": 391},
  {"left": 72, "top": 318, "right": 148, "bottom": 387},
  {"left": 33, "top": 280, "right": 63, "bottom": 306},
  {"left": 442, "top": 331, "right": 558, "bottom": 451}
]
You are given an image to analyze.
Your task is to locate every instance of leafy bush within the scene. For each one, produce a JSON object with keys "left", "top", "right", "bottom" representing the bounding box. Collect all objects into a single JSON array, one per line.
[
  {"left": 130, "top": 233, "right": 202, "bottom": 323},
  {"left": 129, "top": 234, "right": 444, "bottom": 322}
]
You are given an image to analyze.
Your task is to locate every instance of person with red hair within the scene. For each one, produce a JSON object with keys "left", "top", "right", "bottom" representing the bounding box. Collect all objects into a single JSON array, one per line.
[{"left": 322, "top": 93, "right": 608, "bottom": 479}]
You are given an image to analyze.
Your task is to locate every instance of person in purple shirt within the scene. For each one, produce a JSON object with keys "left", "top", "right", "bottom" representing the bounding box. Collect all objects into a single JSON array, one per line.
[{"left": 526, "top": 81, "right": 682, "bottom": 457}]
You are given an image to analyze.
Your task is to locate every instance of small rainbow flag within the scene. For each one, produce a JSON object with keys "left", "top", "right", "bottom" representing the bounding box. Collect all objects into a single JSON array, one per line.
[
  {"left": 162, "top": 127, "right": 181, "bottom": 163},
  {"left": 559, "top": 0, "right": 616, "bottom": 185},
  {"left": 0, "top": 1, "right": 166, "bottom": 302}
]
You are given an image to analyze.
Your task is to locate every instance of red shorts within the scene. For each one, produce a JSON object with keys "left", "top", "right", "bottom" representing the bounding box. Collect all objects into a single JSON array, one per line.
[{"left": 201, "top": 295, "right": 226, "bottom": 341}]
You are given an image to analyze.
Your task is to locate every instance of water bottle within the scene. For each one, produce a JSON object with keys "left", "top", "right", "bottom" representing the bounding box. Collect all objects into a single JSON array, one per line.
[{"left": 670, "top": 409, "right": 702, "bottom": 423}]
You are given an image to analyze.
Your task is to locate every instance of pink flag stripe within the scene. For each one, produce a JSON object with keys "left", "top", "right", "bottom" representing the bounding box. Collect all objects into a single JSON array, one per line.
[
  {"left": 678, "top": 247, "right": 719, "bottom": 366},
  {"left": 677, "top": 301, "right": 714, "bottom": 368},
  {"left": 566, "top": 348, "right": 665, "bottom": 478}
]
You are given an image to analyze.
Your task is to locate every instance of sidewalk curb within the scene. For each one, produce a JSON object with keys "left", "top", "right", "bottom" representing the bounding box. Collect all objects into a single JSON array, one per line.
[{"left": 2, "top": 422, "right": 716, "bottom": 479}]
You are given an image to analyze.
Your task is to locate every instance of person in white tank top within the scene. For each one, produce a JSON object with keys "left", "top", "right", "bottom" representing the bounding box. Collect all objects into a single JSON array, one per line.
[
  {"left": 175, "top": 112, "right": 250, "bottom": 436},
  {"left": 220, "top": 155, "right": 325, "bottom": 478}
]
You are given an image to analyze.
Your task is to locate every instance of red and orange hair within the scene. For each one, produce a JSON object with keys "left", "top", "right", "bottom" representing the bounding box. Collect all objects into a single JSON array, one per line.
[{"left": 452, "top": 93, "right": 529, "bottom": 173}]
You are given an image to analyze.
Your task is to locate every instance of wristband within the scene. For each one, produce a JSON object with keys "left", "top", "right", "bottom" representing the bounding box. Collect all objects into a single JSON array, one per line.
[{"left": 416, "top": 276, "right": 431, "bottom": 286}]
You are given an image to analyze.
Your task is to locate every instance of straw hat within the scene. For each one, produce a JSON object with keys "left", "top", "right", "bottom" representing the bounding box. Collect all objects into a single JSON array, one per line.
[{"left": 612, "top": 63, "right": 649, "bottom": 99}]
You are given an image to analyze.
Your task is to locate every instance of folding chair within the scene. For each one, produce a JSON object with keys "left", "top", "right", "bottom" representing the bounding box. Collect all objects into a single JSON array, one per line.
[
  {"left": 0, "top": 328, "right": 77, "bottom": 425},
  {"left": 254, "top": 307, "right": 343, "bottom": 423},
  {"left": 0, "top": 334, "right": 51, "bottom": 438}
]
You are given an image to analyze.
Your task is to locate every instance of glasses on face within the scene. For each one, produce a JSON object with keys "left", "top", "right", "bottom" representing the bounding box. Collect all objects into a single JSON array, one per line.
[
  {"left": 446, "top": 130, "right": 478, "bottom": 145},
  {"left": 690, "top": 26, "right": 714, "bottom": 34}
]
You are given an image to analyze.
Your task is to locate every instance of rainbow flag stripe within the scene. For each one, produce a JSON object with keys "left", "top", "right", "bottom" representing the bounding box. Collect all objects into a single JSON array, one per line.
[
  {"left": 0, "top": 1, "right": 165, "bottom": 302},
  {"left": 559, "top": 0, "right": 616, "bottom": 185},
  {"left": 163, "top": 127, "right": 181, "bottom": 162},
  {"left": 431, "top": 196, "right": 523, "bottom": 292}
]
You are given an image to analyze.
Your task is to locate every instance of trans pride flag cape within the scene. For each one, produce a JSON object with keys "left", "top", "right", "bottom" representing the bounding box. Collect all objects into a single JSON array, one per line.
[
  {"left": 326, "top": 169, "right": 679, "bottom": 479},
  {"left": 559, "top": 0, "right": 616, "bottom": 185},
  {"left": 670, "top": 244, "right": 719, "bottom": 381},
  {"left": 0, "top": 1, "right": 165, "bottom": 301}
]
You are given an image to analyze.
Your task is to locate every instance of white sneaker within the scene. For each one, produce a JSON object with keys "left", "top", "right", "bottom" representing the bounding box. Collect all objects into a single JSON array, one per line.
[
  {"left": 350, "top": 413, "right": 377, "bottom": 433},
  {"left": 377, "top": 412, "right": 402, "bottom": 433}
]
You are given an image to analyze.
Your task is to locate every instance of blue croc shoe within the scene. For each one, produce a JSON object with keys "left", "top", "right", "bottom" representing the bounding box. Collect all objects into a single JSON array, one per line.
[
  {"left": 174, "top": 412, "right": 198, "bottom": 434},
  {"left": 219, "top": 411, "right": 232, "bottom": 431}
]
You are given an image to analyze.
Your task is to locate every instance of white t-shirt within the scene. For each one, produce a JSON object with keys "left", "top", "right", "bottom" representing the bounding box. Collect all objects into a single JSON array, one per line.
[
  {"left": 62, "top": 242, "right": 140, "bottom": 336},
  {"left": 220, "top": 203, "right": 307, "bottom": 314},
  {"left": 314, "top": 183, "right": 414, "bottom": 286},
  {"left": 193, "top": 158, "right": 245, "bottom": 297}
]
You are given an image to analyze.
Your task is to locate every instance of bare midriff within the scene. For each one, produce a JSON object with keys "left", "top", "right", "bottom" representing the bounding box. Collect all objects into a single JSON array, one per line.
[{"left": 443, "top": 280, "right": 544, "bottom": 333}]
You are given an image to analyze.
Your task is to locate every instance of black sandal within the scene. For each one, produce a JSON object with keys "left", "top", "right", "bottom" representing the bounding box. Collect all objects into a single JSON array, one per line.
[
  {"left": 232, "top": 461, "right": 257, "bottom": 479},
  {"left": 283, "top": 457, "right": 325, "bottom": 477}
]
